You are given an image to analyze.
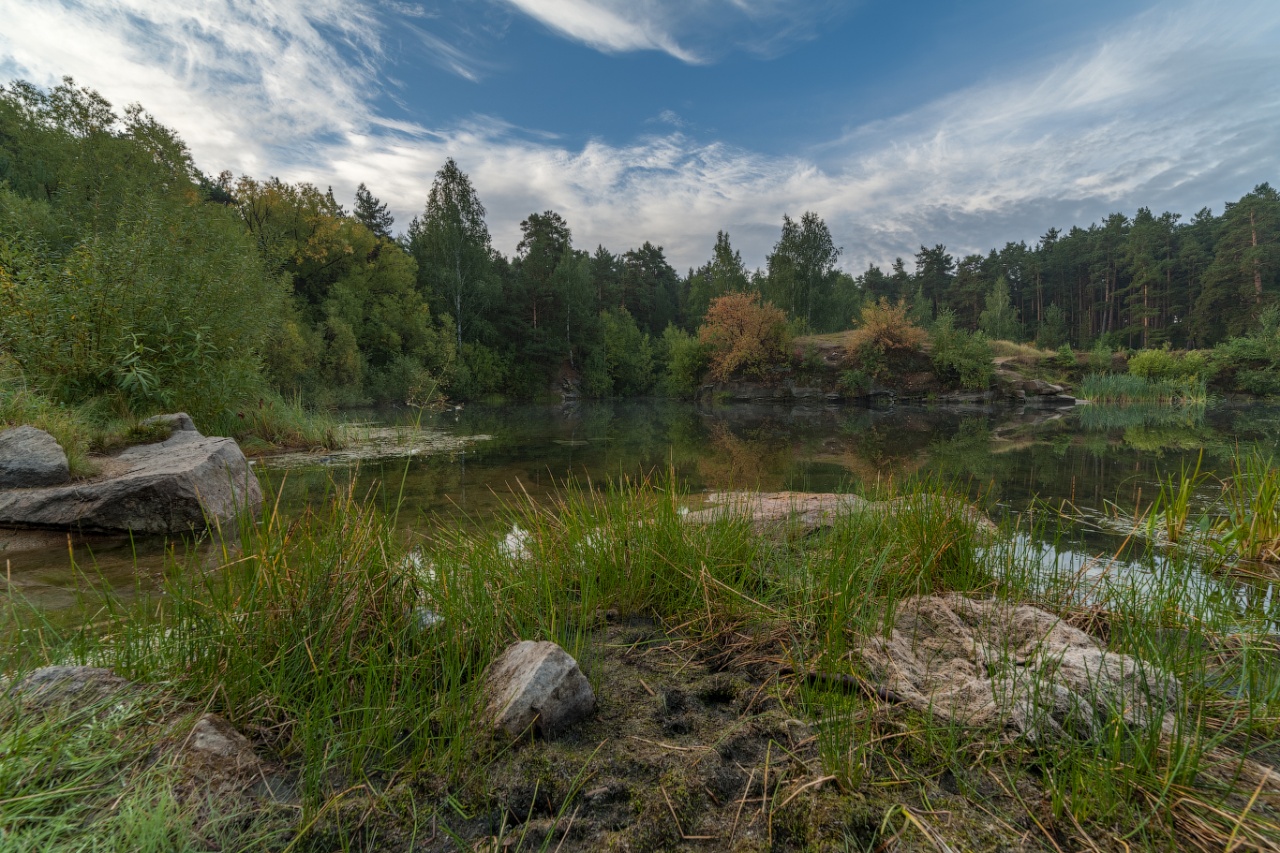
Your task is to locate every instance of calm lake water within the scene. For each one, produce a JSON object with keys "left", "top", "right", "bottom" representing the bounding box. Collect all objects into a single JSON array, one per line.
[{"left": 6, "top": 399, "right": 1280, "bottom": 614}]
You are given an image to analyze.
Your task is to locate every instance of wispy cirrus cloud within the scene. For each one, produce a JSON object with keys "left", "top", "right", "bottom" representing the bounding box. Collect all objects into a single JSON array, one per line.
[
  {"left": 1, "top": 0, "right": 1277, "bottom": 274},
  {"left": 496, "top": 0, "right": 848, "bottom": 62},
  {"left": 0, "top": 0, "right": 383, "bottom": 175}
]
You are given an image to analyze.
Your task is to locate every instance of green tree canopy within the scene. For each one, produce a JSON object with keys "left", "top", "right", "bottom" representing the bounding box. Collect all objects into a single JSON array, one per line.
[{"left": 406, "top": 158, "right": 493, "bottom": 348}]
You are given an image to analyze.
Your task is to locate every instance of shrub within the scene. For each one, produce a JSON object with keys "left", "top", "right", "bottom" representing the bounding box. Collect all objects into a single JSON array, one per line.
[
  {"left": 930, "top": 310, "right": 993, "bottom": 389},
  {"left": 0, "top": 82, "right": 287, "bottom": 426},
  {"left": 1212, "top": 305, "right": 1280, "bottom": 395},
  {"left": 1055, "top": 344, "right": 1076, "bottom": 370},
  {"left": 1088, "top": 341, "right": 1114, "bottom": 373},
  {"left": 838, "top": 369, "right": 872, "bottom": 395},
  {"left": 1128, "top": 347, "right": 1214, "bottom": 382},
  {"left": 697, "top": 292, "right": 789, "bottom": 382},
  {"left": 848, "top": 299, "right": 928, "bottom": 377},
  {"left": 450, "top": 342, "right": 508, "bottom": 399},
  {"left": 657, "top": 325, "right": 708, "bottom": 397},
  {"left": 849, "top": 298, "right": 928, "bottom": 355}
]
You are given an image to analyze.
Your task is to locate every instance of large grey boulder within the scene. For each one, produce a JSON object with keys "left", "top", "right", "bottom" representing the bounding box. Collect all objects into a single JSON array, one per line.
[
  {"left": 858, "top": 595, "right": 1180, "bottom": 743},
  {"left": 0, "top": 425, "right": 70, "bottom": 488},
  {"left": 482, "top": 640, "right": 595, "bottom": 738},
  {"left": 0, "top": 430, "right": 261, "bottom": 534}
]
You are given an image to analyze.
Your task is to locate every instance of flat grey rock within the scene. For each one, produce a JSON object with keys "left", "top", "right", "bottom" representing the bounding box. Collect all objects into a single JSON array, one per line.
[
  {"left": 482, "top": 640, "right": 595, "bottom": 738},
  {"left": 0, "top": 431, "right": 261, "bottom": 534},
  {"left": 5, "top": 665, "right": 131, "bottom": 711},
  {"left": 0, "top": 425, "right": 70, "bottom": 488}
]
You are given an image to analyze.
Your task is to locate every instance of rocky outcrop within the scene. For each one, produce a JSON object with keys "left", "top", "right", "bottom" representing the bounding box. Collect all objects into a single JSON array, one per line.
[
  {"left": 0, "top": 427, "right": 261, "bottom": 534},
  {"left": 0, "top": 425, "right": 70, "bottom": 488},
  {"left": 482, "top": 640, "right": 596, "bottom": 739},
  {"left": 859, "top": 595, "right": 1179, "bottom": 742},
  {"left": 684, "top": 491, "right": 998, "bottom": 540},
  {"left": 994, "top": 368, "right": 1078, "bottom": 406}
]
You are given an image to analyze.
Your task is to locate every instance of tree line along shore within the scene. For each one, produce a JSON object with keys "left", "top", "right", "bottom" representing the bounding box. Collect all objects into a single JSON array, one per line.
[{"left": 1, "top": 77, "right": 1277, "bottom": 470}]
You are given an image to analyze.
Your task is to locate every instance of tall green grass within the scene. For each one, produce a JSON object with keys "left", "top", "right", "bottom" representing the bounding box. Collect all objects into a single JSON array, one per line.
[
  {"left": 4, "top": 473, "right": 1279, "bottom": 850},
  {"left": 1079, "top": 371, "right": 1208, "bottom": 404},
  {"left": 1215, "top": 452, "right": 1280, "bottom": 564}
]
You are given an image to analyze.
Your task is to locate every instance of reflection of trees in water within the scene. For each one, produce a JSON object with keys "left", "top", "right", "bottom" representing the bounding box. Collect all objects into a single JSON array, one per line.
[
  {"left": 279, "top": 401, "right": 1280, "bottom": 551},
  {"left": 695, "top": 421, "right": 792, "bottom": 490}
]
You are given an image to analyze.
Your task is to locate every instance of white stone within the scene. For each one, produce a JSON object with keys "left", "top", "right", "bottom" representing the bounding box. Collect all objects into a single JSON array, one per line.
[{"left": 482, "top": 640, "right": 595, "bottom": 738}]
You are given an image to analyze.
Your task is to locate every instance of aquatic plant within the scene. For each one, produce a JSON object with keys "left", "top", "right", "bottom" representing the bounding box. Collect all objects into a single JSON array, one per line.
[
  {"left": 1079, "top": 372, "right": 1208, "bottom": 404},
  {"left": 1214, "top": 451, "right": 1280, "bottom": 563}
]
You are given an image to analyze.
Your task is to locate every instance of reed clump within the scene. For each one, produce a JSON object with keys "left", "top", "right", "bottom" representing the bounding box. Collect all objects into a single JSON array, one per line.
[{"left": 1080, "top": 371, "right": 1209, "bottom": 404}]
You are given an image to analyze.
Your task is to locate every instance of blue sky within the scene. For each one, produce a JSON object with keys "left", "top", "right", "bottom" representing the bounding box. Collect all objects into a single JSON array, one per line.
[{"left": 1, "top": 0, "right": 1277, "bottom": 272}]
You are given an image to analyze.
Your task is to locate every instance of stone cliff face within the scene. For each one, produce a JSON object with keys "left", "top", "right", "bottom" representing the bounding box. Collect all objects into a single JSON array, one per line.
[{"left": 697, "top": 342, "right": 1077, "bottom": 407}]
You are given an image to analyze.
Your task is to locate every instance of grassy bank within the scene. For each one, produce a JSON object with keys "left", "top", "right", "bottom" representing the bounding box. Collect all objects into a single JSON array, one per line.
[
  {"left": 3, "top": 476, "right": 1279, "bottom": 851},
  {"left": 0, "top": 379, "right": 341, "bottom": 474}
]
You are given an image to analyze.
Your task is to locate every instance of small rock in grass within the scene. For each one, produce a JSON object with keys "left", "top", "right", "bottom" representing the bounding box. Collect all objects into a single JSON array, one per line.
[
  {"left": 482, "top": 640, "right": 595, "bottom": 739},
  {"left": 140, "top": 412, "right": 199, "bottom": 435},
  {"left": 0, "top": 425, "right": 70, "bottom": 488},
  {"left": 4, "top": 665, "right": 130, "bottom": 711},
  {"left": 184, "top": 713, "right": 260, "bottom": 768}
]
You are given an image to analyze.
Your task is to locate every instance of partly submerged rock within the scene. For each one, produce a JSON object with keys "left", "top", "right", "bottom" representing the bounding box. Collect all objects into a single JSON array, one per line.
[
  {"left": 858, "top": 594, "right": 1179, "bottom": 742},
  {"left": 683, "top": 491, "right": 869, "bottom": 535},
  {"left": 0, "top": 425, "right": 70, "bottom": 488},
  {"left": 482, "top": 640, "right": 595, "bottom": 739},
  {"left": 0, "top": 429, "right": 261, "bottom": 534},
  {"left": 684, "top": 490, "right": 997, "bottom": 540}
]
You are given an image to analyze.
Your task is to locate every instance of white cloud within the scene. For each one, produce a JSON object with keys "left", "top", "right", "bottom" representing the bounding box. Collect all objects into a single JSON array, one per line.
[
  {"left": 1, "top": 0, "right": 1277, "bottom": 274},
  {"left": 496, "top": 0, "right": 846, "bottom": 62},
  {"left": 0, "top": 0, "right": 380, "bottom": 176},
  {"left": 500, "top": 0, "right": 699, "bottom": 62}
]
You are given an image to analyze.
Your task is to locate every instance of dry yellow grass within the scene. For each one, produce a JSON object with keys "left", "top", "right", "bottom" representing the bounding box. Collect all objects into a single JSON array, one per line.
[{"left": 988, "top": 339, "right": 1055, "bottom": 362}]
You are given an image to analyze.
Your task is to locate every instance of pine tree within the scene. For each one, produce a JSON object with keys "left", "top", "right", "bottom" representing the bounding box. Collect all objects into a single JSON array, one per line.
[{"left": 353, "top": 182, "right": 393, "bottom": 239}]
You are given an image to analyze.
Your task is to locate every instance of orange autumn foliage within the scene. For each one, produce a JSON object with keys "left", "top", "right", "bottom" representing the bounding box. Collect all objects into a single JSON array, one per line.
[
  {"left": 698, "top": 291, "right": 790, "bottom": 381},
  {"left": 848, "top": 298, "right": 928, "bottom": 357}
]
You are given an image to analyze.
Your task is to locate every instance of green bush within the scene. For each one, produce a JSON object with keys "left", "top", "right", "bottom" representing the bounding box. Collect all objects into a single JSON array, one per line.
[
  {"left": 930, "top": 310, "right": 994, "bottom": 390},
  {"left": 0, "top": 82, "right": 286, "bottom": 427},
  {"left": 1128, "top": 347, "right": 1214, "bottom": 382},
  {"left": 1055, "top": 344, "right": 1076, "bottom": 370},
  {"left": 838, "top": 369, "right": 872, "bottom": 395},
  {"left": 657, "top": 324, "right": 708, "bottom": 397},
  {"left": 1088, "top": 341, "right": 1114, "bottom": 373},
  {"left": 1213, "top": 305, "right": 1280, "bottom": 395}
]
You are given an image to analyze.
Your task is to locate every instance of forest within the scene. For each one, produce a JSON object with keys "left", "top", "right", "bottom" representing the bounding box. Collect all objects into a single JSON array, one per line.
[{"left": 1, "top": 78, "right": 1278, "bottom": 437}]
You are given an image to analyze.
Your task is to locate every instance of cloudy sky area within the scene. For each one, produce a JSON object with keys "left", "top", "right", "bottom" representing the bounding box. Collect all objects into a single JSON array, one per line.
[{"left": 1, "top": 0, "right": 1277, "bottom": 272}]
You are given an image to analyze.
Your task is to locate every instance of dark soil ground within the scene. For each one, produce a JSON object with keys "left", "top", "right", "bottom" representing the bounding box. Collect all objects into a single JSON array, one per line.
[{"left": 319, "top": 615, "right": 1049, "bottom": 852}]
